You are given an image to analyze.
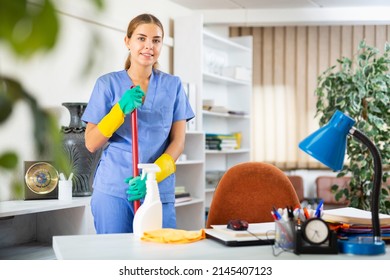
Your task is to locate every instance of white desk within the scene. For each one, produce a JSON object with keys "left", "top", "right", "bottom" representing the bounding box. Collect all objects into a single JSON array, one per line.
[{"left": 53, "top": 232, "right": 390, "bottom": 260}]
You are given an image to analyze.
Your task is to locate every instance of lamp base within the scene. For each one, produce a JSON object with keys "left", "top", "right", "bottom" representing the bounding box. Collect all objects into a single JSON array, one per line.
[{"left": 338, "top": 236, "right": 386, "bottom": 255}]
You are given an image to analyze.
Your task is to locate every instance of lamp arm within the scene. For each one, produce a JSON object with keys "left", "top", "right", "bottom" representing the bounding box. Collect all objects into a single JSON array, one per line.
[{"left": 350, "top": 128, "right": 383, "bottom": 239}]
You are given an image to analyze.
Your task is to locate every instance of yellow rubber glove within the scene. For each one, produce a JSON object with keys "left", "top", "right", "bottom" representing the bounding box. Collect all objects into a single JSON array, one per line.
[
  {"left": 126, "top": 153, "right": 176, "bottom": 202},
  {"left": 154, "top": 153, "right": 176, "bottom": 183},
  {"left": 97, "top": 86, "right": 144, "bottom": 138}
]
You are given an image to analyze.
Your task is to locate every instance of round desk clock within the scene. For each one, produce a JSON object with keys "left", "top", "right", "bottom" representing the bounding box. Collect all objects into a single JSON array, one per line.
[
  {"left": 25, "top": 162, "right": 59, "bottom": 195},
  {"left": 294, "top": 217, "right": 338, "bottom": 255},
  {"left": 301, "top": 218, "right": 330, "bottom": 245}
]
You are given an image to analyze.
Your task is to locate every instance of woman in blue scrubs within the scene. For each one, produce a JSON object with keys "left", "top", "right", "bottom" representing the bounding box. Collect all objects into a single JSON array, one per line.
[{"left": 82, "top": 14, "right": 195, "bottom": 234}]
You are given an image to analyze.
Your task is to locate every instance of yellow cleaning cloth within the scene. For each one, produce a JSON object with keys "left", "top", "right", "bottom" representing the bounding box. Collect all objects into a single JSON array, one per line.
[{"left": 141, "top": 228, "right": 206, "bottom": 244}]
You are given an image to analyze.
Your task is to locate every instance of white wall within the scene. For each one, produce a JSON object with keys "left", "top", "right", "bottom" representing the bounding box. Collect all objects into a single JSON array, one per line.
[{"left": 0, "top": 0, "right": 191, "bottom": 200}]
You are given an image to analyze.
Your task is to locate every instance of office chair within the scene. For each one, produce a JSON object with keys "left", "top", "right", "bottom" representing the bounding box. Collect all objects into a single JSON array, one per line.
[
  {"left": 205, "top": 162, "right": 301, "bottom": 228},
  {"left": 287, "top": 175, "right": 305, "bottom": 202},
  {"left": 315, "top": 176, "right": 351, "bottom": 209}
]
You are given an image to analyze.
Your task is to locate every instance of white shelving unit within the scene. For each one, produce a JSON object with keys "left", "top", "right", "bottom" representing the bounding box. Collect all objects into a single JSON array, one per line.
[
  {"left": 174, "top": 14, "right": 253, "bottom": 214},
  {"left": 175, "top": 131, "right": 205, "bottom": 230}
]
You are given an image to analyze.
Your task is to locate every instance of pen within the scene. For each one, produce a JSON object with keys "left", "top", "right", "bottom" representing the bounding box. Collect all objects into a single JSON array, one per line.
[
  {"left": 271, "top": 211, "right": 278, "bottom": 220},
  {"left": 315, "top": 199, "right": 324, "bottom": 218},
  {"left": 303, "top": 207, "right": 310, "bottom": 219},
  {"left": 272, "top": 206, "right": 282, "bottom": 220},
  {"left": 296, "top": 208, "right": 301, "bottom": 226},
  {"left": 68, "top": 172, "right": 74, "bottom": 181},
  {"left": 287, "top": 206, "right": 294, "bottom": 221}
]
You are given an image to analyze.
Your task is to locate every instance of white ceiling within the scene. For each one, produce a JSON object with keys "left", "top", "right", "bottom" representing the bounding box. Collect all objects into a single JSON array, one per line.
[
  {"left": 169, "top": 0, "right": 390, "bottom": 26},
  {"left": 169, "top": 0, "right": 390, "bottom": 10}
]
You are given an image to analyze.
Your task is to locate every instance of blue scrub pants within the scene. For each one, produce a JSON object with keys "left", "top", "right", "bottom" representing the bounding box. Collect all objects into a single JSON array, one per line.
[{"left": 91, "top": 189, "right": 176, "bottom": 234}]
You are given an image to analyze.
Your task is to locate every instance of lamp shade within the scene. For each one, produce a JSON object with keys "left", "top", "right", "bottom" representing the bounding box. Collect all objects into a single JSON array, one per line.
[{"left": 299, "top": 110, "right": 355, "bottom": 171}]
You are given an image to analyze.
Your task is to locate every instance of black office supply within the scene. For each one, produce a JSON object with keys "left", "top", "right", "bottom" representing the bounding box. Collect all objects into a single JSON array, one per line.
[{"left": 205, "top": 230, "right": 274, "bottom": 247}]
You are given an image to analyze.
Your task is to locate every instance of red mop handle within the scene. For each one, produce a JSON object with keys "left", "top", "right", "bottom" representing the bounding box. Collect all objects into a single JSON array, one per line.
[{"left": 131, "top": 87, "right": 141, "bottom": 212}]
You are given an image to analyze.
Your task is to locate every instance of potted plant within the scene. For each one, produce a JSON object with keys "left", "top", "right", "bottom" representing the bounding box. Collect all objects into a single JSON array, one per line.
[{"left": 315, "top": 40, "right": 390, "bottom": 214}]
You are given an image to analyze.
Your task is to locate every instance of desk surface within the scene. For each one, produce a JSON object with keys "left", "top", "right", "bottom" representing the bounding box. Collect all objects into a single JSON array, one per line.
[{"left": 53, "top": 233, "right": 390, "bottom": 260}]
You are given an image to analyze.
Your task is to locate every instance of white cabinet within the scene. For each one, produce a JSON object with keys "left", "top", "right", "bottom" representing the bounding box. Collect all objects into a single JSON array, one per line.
[
  {"left": 174, "top": 14, "right": 252, "bottom": 212},
  {"left": 0, "top": 197, "right": 94, "bottom": 259}
]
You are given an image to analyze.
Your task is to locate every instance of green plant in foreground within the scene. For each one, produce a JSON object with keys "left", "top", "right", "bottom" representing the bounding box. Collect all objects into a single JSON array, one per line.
[
  {"left": 0, "top": 77, "right": 71, "bottom": 197},
  {"left": 315, "top": 40, "right": 390, "bottom": 214},
  {"left": 0, "top": 0, "right": 104, "bottom": 198}
]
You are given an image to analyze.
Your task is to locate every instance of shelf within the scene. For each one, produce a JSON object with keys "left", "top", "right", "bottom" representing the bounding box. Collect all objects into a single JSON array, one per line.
[
  {"left": 0, "top": 197, "right": 91, "bottom": 218},
  {"left": 203, "top": 30, "right": 251, "bottom": 52},
  {"left": 175, "top": 197, "right": 203, "bottom": 207},
  {"left": 203, "top": 72, "right": 251, "bottom": 86},
  {"left": 205, "top": 148, "right": 250, "bottom": 154},
  {"left": 185, "top": 130, "right": 204, "bottom": 135},
  {"left": 203, "top": 110, "right": 249, "bottom": 119},
  {"left": 176, "top": 160, "right": 203, "bottom": 166}
]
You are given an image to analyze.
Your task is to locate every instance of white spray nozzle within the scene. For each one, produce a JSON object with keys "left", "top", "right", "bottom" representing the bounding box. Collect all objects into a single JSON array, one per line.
[{"left": 138, "top": 163, "right": 161, "bottom": 180}]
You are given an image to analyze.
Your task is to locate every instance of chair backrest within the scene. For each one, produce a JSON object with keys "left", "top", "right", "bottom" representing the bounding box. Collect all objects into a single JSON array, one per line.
[
  {"left": 315, "top": 176, "right": 351, "bottom": 208},
  {"left": 205, "top": 162, "right": 301, "bottom": 228},
  {"left": 287, "top": 175, "right": 305, "bottom": 202}
]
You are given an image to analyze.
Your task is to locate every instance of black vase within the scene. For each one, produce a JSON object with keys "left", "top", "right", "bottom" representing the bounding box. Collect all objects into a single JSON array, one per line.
[{"left": 61, "top": 102, "right": 101, "bottom": 196}]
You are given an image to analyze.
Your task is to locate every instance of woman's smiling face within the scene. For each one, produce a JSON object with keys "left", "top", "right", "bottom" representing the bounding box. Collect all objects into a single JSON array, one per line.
[{"left": 126, "top": 23, "right": 163, "bottom": 68}]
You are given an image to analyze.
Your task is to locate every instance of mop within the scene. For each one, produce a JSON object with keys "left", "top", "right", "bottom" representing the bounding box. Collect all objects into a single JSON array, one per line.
[{"left": 131, "top": 86, "right": 141, "bottom": 213}]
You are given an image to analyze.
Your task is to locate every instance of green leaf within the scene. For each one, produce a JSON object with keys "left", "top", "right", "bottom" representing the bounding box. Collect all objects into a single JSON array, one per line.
[
  {"left": 331, "top": 184, "right": 339, "bottom": 192},
  {"left": 359, "top": 40, "right": 367, "bottom": 49},
  {"left": 368, "top": 114, "right": 386, "bottom": 130},
  {"left": 0, "top": 91, "right": 13, "bottom": 123},
  {"left": 385, "top": 42, "right": 390, "bottom": 52},
  {"left": 0, "top": 0, "right": 59, "bottom": 57},
  {"left": 335, "top": 191, "right": 344, "bottom": 201},
  {"left": 0, "top": 152, "right": 18, "bottom": 169},
  {"left": 92, "top": 0, "right": 105, "bottom": 9}
]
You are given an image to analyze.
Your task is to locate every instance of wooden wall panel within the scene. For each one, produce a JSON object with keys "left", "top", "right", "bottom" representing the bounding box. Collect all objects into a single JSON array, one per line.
[
  {"left": 364, "top": 25, "right": 376, "bottom": 46},
  {"left": 262, "top": 27, "right": 275, "bottom": 162},
  {"left": 295, "top": 26, "right": 308, "bottom": 168},
  {"left": 353, "top": 26, "right": 364, "bottom": 48},
  {"left": 330, "top": 26, "right": 341, "bottom": 70},
  {"left": 341, "top": 26, "right": 353, "bottom": 60},
  {"left": 285, "top": 27, "right": 297, "bottom": 168},
  {"left": 251, "top": 27, "right": 264, "bottom": 161},
  {"left": 274, "top": 27, "right": 286, "bottom": 166},
  {"left": 376, "top": 25, "right": 388, "bottom": 51}
]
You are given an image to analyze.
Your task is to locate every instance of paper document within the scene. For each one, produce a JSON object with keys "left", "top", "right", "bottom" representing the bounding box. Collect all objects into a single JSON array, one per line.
[{"left": 322, "top": 207, "right": 390, "bottom": 225}]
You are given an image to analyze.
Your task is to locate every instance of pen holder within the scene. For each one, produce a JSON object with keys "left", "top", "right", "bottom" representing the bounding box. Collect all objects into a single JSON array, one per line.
[
  {"left": 275, "top": 220, "right": 295, "bottom": 250},
  {"left": 58, "top": 180, "right": 73, "bottom": 201}
]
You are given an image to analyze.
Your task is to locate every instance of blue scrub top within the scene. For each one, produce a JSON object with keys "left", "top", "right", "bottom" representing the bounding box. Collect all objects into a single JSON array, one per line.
[{"left": 82, "top": 69, "right": 195, "bottom": 203}]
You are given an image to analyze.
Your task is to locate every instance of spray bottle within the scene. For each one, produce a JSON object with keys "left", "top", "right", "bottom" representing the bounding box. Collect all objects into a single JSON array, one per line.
[{"left": 133, "top": 163, "right": 162, "bottom": 238}]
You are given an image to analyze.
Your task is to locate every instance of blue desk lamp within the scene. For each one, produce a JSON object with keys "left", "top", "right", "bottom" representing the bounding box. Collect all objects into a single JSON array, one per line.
[{"left": 299, "top": 110, "right": 385, "bottom": 255}]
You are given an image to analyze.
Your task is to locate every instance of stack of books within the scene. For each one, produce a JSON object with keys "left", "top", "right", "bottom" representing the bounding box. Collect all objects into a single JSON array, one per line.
[
  {"left": 205, "top": 133, "right": 241, "bottom": 151},
  {"left": 175, "top": 186, "right": 192, "bottom": 204}
]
